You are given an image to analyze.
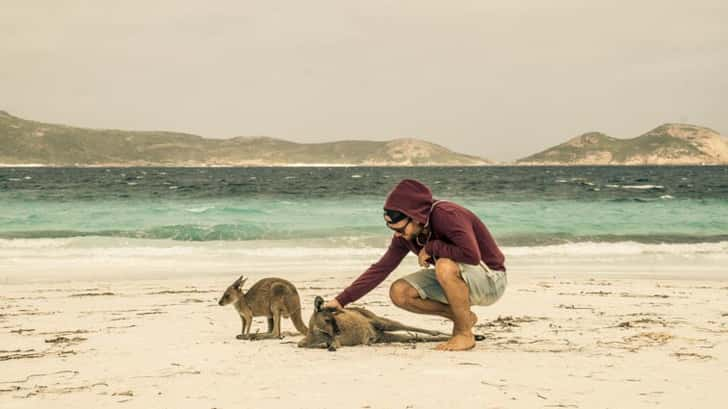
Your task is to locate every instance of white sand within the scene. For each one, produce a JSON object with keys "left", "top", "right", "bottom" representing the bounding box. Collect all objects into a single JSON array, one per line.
[{"left": 1, "top": 240, "right": 727, "bottom": 408}]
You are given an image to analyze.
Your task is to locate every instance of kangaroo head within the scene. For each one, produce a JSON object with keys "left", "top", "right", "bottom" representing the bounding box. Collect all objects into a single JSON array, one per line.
[
  {"left": 218, "top": 275, "right": 247, "bottom": 306},
  {"left": 297, "top": 296, "right": 342, "bottom": 349}
]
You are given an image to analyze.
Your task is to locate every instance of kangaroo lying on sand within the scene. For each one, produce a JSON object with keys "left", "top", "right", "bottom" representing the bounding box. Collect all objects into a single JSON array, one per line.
[
  {"left": 297, "top": 296, "right": 453, "bottom": 351},
  {"left": 218, "top": 276, "right": 307, "bottom": 339}
]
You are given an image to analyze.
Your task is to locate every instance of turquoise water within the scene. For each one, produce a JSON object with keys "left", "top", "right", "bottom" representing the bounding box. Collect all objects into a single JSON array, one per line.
[{"left": 1, "top": 165, "right": 726, "bottom": 245}]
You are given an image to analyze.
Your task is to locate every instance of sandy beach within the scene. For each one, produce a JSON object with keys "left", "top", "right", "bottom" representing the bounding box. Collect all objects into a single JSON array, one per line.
[
  {"left": 3, "top": 0, "right": 727, "bottom": 406},
  {"left": 1, "top": 239, "right": 726, "bottom": 409}
]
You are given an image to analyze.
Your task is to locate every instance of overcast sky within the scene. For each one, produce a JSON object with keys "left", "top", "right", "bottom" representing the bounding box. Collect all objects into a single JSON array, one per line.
[{"left": 2, "top": 1, "right": 726, "bottom": 160}]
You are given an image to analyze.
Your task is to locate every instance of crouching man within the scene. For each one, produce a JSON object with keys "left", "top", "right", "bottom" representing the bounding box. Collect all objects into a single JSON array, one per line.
[{"left": 325, "top": 179, "right": 507, "bottom": 351}]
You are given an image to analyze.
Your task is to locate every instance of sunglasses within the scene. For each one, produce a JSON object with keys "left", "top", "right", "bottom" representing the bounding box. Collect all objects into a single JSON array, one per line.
[{"left": 386, "top": 218, "right": 411, "bottom": 234}]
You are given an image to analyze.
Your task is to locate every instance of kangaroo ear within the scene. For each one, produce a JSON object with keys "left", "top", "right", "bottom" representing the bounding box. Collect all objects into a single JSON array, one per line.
[
  {"left": 330, "top": 315, "right": 341, "bottom": 336},
  {"left": 236, "top": 275, "right": 247, "bottom": 289},
  {"left": 314, "top": 296, "right": 324, "bottom": 312}
]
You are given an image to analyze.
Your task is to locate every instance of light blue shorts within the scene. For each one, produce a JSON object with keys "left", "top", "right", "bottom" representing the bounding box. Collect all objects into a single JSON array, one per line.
[{"left": 401, "top": 262, "right": 507, "bottom": 306}]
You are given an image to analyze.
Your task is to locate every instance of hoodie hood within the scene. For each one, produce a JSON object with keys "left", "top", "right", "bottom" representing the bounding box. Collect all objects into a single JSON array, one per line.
[{"left": 383, "top": 179, "right": 434, "bottom": 225}]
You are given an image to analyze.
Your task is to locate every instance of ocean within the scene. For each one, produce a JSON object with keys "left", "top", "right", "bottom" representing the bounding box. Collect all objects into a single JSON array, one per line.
[{"left": 1, "top": 166, "right": 726, "bottom": 282}]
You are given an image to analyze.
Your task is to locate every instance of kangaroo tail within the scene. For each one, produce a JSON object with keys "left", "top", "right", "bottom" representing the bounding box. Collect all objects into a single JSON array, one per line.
[
  {"left": 290, "top": 308, "right": 308, "bottom": 335},
  {"left": 273, "top": 282, "right": 308, "bottom": 335},
  {"left": 378, "top": 333, "right": 451, "bottom": 344}
]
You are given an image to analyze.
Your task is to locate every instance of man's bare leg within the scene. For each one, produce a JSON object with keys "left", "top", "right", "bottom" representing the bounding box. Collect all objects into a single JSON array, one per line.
[
  {"left": 389, "top": 278, "right": 477, "bottom": 343},
  {"left": 432, "top": 259, "right": 476, "bottom": 351}
]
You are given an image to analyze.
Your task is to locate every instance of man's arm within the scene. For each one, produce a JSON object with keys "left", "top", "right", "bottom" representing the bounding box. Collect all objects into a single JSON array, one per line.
[
  {"left": 423, "top": 208, "right": 481, "bottom": 265},
  {"left": 334, "top": 237, "right": 409, "bottom": 306}
]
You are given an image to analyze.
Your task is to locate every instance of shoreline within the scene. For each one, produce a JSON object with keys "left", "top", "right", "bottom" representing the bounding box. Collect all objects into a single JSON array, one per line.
[{"left": 1, "top": 237, "right": 726, "bottom": 284}]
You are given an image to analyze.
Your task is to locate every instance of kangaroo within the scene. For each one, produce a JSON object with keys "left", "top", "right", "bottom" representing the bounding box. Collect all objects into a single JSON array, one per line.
[
  {"left": 218, "top": 276, "right": 308, "bottom": 339},
  {"left": 297, "top": 296, "right": 453, "bottom": 351}
]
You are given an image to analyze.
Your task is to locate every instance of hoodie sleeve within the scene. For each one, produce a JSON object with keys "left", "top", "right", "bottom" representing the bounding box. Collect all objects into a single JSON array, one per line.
[
  {"left": 424, "top": 208, "right": 481, "bottom": 265},
  {"left": 335, "top": 237, "right": 409, "bottom": 306}
]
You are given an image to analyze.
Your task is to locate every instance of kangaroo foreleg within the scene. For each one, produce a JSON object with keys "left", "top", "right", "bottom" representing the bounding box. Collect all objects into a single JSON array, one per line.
[
  {"left": 244, "top": 315, "right": 252, "bottom": 335},
  {"left": 235, "top": 316, "right": 250, "bottom": 340}
]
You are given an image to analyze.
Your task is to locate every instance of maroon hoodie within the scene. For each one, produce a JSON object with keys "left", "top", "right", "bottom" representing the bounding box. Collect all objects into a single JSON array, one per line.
[{"left": 335, "top": 179, "right": 506, "bottom": 306}]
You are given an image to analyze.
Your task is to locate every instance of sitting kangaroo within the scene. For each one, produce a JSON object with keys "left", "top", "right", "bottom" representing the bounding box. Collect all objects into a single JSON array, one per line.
[
  {"left": 218, "top": 276, "right": 307, "bottom": 339},
  {"left": 297, "top": 296, "right": 452, "bottom": 351}
]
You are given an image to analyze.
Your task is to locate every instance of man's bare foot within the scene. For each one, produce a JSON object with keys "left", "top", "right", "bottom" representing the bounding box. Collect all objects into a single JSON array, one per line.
[{"left": 435, "top": 332, "right": 476, "bottom": 351}]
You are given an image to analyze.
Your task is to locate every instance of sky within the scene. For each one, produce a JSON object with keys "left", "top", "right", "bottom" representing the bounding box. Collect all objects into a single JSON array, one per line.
[{"left": 2, "top": 0, "right": 726, "bottom": 161}]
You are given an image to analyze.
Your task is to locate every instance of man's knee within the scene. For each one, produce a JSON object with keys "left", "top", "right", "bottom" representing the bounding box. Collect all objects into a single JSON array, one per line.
[
  {"left": 389, "top": 279, "right": 418, "bottom": 306},
  {"left": 435, "top": 258, "right": 461, "bottom": 284}
]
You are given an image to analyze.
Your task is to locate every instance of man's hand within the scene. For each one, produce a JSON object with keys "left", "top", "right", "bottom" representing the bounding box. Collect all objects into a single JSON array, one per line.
[
  {"left": 324, "top": 299, "right": 343, "bottom": 309},
  {"left": 418, "top": 248, "right": 431, "bottom": 267}
]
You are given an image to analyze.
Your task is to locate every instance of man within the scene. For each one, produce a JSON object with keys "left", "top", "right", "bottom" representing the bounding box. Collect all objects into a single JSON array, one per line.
[{"left": 324, "top": 179, "right": 507, "bottom": 351}]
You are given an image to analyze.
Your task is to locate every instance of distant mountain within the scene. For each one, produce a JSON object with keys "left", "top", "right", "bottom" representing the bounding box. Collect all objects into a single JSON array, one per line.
[
  {"left": 517, "top": 124, "right": 728, "bottom": 165},
  {"left": 0, "top": 111, "right": 491, "bottom": 166}
]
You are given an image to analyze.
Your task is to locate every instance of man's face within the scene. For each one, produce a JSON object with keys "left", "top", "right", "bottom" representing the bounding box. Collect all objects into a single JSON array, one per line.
[{"left": 386, "top": 217, "right": 420, "bottom": 240}]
